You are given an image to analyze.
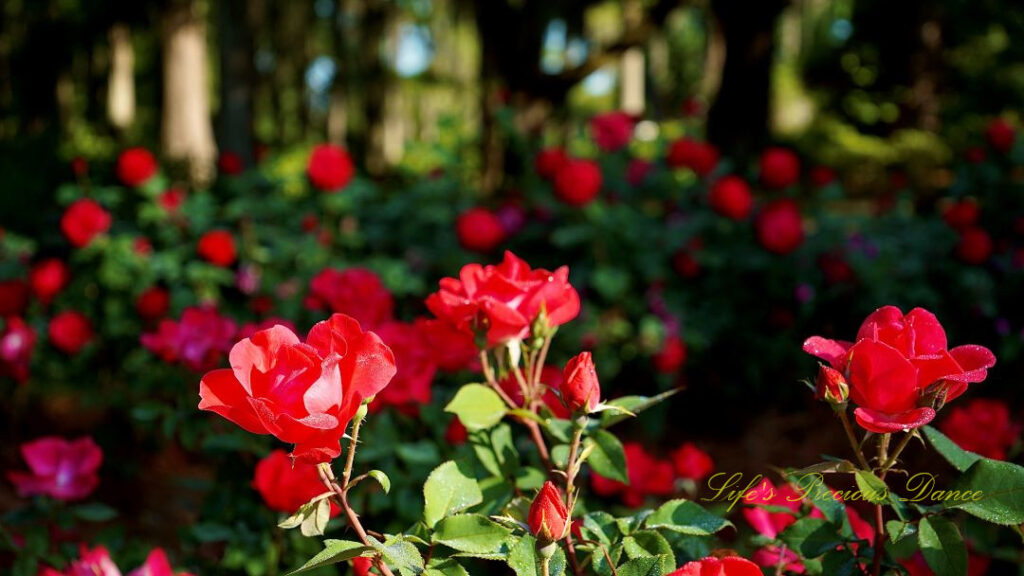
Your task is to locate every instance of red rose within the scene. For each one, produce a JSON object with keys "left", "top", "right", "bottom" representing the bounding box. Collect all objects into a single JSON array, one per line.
[
  {"left": 665, "top": 138, "right": 719, "bottom": 177},
  {"left": 940, "top": 398, "right": 1020, "bottom": 460},
  {"left": 627, "top": 159, "right": 653, "bottom": 187},
  {"left": 670, "top": 442, "right": 713, "bottom": 481},
  {"left": 986, "top": 118, "right": 1016, "bottom": 153},
  {"left": 534, "top": 147, "right": 569, "bottom": 180},
  {"left": 136, "top": 287, "right": 171, "bottom": 320},
  {"left": 133, "top": 237, "right": 152, "bottom": 256},
  {"left": 815, "top": 364, "right": 849, "bottom": 404},
  {"left": 808, "top": 165, "right": 836, "bottom": 188},
  {"left": 116, "top": 147, "right": 158, "bottom": 187},
  {"left": 71, "top": 156, "right": 88, "bottom": 178},
  {"left": 218, "top": 151, "right": 244, "bottom": 175},
  {"left": 307, "top": 144, "right": 355, "bottom": 192},
  {"left": 902, "top": 551, "right": 990, "bottom": 576},
  {"left": 6, "top": 436, "right": 102, "bottom": 501},
  {"left": 0, "top": 317, "right": 35, "bottom": 382},
  {"left": 708, "top": 176, "right": 753, "bottom": 220},
  {"left": 253, "top": 449, "right": 341, "bottom": 515},
  {"left": 0, "top": 280, "right": 29, "bottom": 317},
  {"left": 372, "top": 321, "right": 437, "bottom": 410},
  {"left": 758, "top": 147, "right": 800, "bottom": 190},
  {"left": 158, "top": 188, "right": 186, "bottom": 213},
  {"left": 742, "top": 477, "right": 801, "bottom": 538},
  {"left": 942, "top": 199, "right": 980, "bottom": 230},
  {"left": 669, "top": 556, "right": 763, "bottom": 576},
  {"left": 456, "top": 208, "right": 506, "bottom": 253},
  {"left": 141, "top": 306, "right": 238, "bottom": 371},
  {"left": 197, "top": 230, "right": 237, "bottom": 267},
  {"left": 61, "top": 199, "right": 111, "bottom": 248},
  {"left": 590, "top": 111, "right": 634, "bottom": 152},
  {"left": 199, "top": 315, "right": 397, "bottom": 463},
  {"left": 591, "top": 443, "right": 675, "bottom": 508},
  {"left": 306, "top": 268, "right": 394, "bottom": 330},
  {"left": 414, "top": 318, "right": 478, "bottom": 372},
  {"left": 29, "top": 259, "right": 70, "bottom": 305},
  {"left": 238, "top": 317, "right": 298, "bottom": 341},
  {"left": 653, "top": 336, "right": 687, "bottom": 373},
  {"left": 804, "top": 306, "right": 996, "bottom": 432},
  {"left": 352, "top": 558, "right": 374, "bottom": 576},
  {"left": 528, "top": 481, "right": 568, "bottom": 542},
  {"left": 755, "top": 199, "right": 804, "bottom": 254},
  {"left": 426, "top": 251, "right": 581, "bottom": 347},
  {"left": 561, "top": 351, "right": 601, "bottom": 413},
  {"left": 48, "top": 311, "right": 93, "bottom": 354},
  {"left": 445, "top": 418, "right": 468, "bottom": 445},
  {"left": 956, "top": 227, "right": 992, "bottom": 264},
  {"left": 553, "top": 159, "right": 603, "bottom": 206},
  {"left": 752, "top": 546, "right": 804, "bottom": 573}
]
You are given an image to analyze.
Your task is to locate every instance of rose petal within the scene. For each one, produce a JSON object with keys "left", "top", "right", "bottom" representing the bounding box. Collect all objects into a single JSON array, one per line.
[
  {"left": 854, "top": 406, "right": 936, "bottom": 433},
  {"left": 802, "top": 336, "right": 852, "bottom": 368}
]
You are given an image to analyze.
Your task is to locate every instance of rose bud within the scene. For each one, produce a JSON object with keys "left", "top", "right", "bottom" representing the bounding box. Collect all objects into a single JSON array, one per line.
[
  {"left": 528, "top": 481, "right": 569, "bottom": 543},
  {"left": 307, "top": 143, "right": 355, "bottom": 192},
  {"left": 561, "top": 352, "right": 601, "bottom": 413},
  {"left": 815, "top": 363, "right": 848, "bottom": 406}
]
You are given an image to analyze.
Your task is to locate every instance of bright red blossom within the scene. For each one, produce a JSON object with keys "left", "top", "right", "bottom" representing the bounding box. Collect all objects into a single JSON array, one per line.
[
  {"left": 61, "top": 199, "right": 112, "bottom": 248},
  {"left": 668, "top": 556, "right": 762, "bottom": 576},
  {"left": 372, "top": 321, "right": 437, "bottom": 410},
  {"left": 653, "top": 336, "right": 687, "bottom": 373},
  {"left": 116, "top": 147, "right": 158, "bottom": 187},
  {"left": 456, "top": 208, "right": 507, "bottom": 253},
  {"left": 253, "top": 449, "right": 340, "bottom": 515},
  {"left": 940, "top": 398, "right": 1019, "bottom": 460},
  {"left": 708, "top": 176, "right": 753, "bottom": 220},
  {"left": 0, "top": 317, "right": 35, "bottom": 381},
  {"left": 665, "top": 138, "right": 719, "bottom": 177},
  {"left": 553, "top": 159, "right": 603, "bottom": 206},
  {"left": 742, "top": 478, "right": 801, "bottom": 538},
  {"left": 956, "top": 227, "right": 992, "bottom": 264},
  {"left": 591, "top": 443, "right": 676, "bottom": 508},
  {"left": 158, "top": 188, "right": 185, "bottom": 213},
  {"left": 561, "top": 352, "right": 601, "bottom": 413},
  {"left": 942, "top": 199, "right": 980, "bottom": 230},
  {"left": 528, "top": 481, "right": 569, "bottom": 542},
  {"left": 136, "top": 287, "right": 171, "bottom": 320},
  {"left": 535, "top": 147, "right": 569, "bottom": 180},
  {"left": 671, "top": 442, "right": 714, "bottom": 481},
  {"left": 414, "top": 318, "right": 478, "bottom": 372},
  {"left": 48, "top": 311, "right": 93, "bottom": 354},
  {"left": 29, "top": 259, "right": 70, "bottom": 305},
  {"left": 804, "top": 306, "right": 996, "bottom": 433},
  {"left": 306, "top": 267, "right": 394, "bottom": 330},
  {"left": 755, "top": 199, "right": 804, "bottom": 255},
  {"left": 759, "top": 147, "right": 800, "bottom": 189},
  {"left": 141, "top": 307, "right": 238, "bottom": 371},
  {"left": 426, "top": 251, "right": 580, "bottom": 347},
  {"left": 7, "top": 436, "right": 102, "bottom": 501},
  {"left": 198, "top": 315, "right": 397, "bottom": 463},
  {"left": 197, "top": 230, "right": 237, "bottom": 267},
  {"left": 590, "top": 111, "right": 634, "bottom": 152},
  {"left": 307, "top": 144, "right": 355, "bottom": 192}
]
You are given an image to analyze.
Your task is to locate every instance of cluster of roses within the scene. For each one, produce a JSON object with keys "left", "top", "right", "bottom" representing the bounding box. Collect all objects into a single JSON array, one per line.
[
  {"left": 38, "top": 547, "right": 191, "bottom": 576},
  {"left": 591, "top": 442, "right": 714, "bottom": 508}
]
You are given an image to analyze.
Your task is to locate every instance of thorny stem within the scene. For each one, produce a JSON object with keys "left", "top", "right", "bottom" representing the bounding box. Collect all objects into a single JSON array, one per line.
[
  {"left": 479, "top": 349, "right": 552, "bottom": 469},
  {"left": 839, "top": 410, "right": 872, "bottom": 471},
  {"left": 579, "top": 539, "right": 619, "bottom": 576},
  {"left": 562, "top": 423, "right": 586, "bottom": 576},
  {"left": 880, "top": 432, "right": 914, "bottom": 472},
  {"left": 316, "top": 414, "right": 396, "bottom": 576},
  {"left": 533, "top": 334, "right": 554, "bottom": 389},
  {"left": 870, "top": 433, "right": 892, "bottom": 576},
  {"left": 480, "top": 350, "right": 518, "bottom": 408}
]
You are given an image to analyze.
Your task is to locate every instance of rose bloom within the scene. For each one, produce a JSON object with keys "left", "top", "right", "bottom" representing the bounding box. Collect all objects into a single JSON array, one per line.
[
  {"left": 253, "top": 449, "right": 340, "bottom": 515},
  {"left": 158, "top": 188, "right": 186, "bottom": 213},
  {"left": 665, "top": 138, "right": 719, "bottom": 177},
  {"left": 6, "top": 436, "right": 102, "bottom": 501},
  {"left": 668, "top": 556, "right": 761, "bottom": 576},
  {"left": 445, "top": 418, "right": 468, "bottom": 445},
  {"left": 218, "top": 151, "right": 244, "bottom": 175},
  {"left": 759, "top": 147, "right": 800, "bottom": 189},
  {"left": 1, "top": 317, "right": 35, "bottom": 382},
  {"left": 307, "top": 143, "right": 355, "bottom": 192},
  {"left": 653, "top": 335, "right": 687, "bottom": 373},
  {"left": 755, "top": 199, "right": 804, "bottom": 255},
  {"left": 804, "top": 306, "right": 996, "bottom": 432},
  {"left": 742, "top": 477, "right": 801, "bottom": 538},
  {"left": 751, "top": 546, "right": 804, "bottom": 574},
  {"left": 553, "top": 159, "right": 603, "bottom": 206},
  {"left": 351, "top": 558, "right": 374, "bottom": 576},
  {"left": 306, "top": 267, "right": 394, "bottom": 330},
  {"left": 942, "top": 199, "right": 980, "bottom": 230},
  {"left": 197, "top": 230, "right": 237, "bottom": 267},
  {"left": 48, "top": 311, "right": 93, "bottom": 355},
  {"left": 413, "top": 318, "right": 477, "bottom": 372},
  {"left": 116, "top": 147, "right": 158, "bottom": 187},
  {"left": 590, "top": 111, "right": 634, "bottom": 152},
  {"left": 372, "top": 321, "right": 437, "bottom": 411},
  {"left": 534, "top": 147, "right": 569, "bottom": 180},
  {"left": 940, "top": 398, "right": 1020, "bottom": 460},
  {"left": 561, "top": 351, "right": 601, "bottom": 413},
  {"left": 591, "top": 443, "right": 675, "bottom": 508},
  {"left": 29, "top": 259, "right": 70, "bottom": 305},
  {"left": 708, "top": 176, "right": 753, "bottom": 220},
  {"left": 671, "top": 442, "right": 713, "bottom": 481},
  {"left": 45, "top": 545, "right": 193, "bottom": 576},
  {"left": 141, "top": 306, "right": 238, "bottom": 371},
  {"left": 61, "top": 199, "right": 111, "bottom": 248},
  {"left": 456, "top": 208, "right": 506, "bottom": 253},
  {"left": 0, "top": 279, "right": 29, "bottom": 317},
  {"left": 627, "top": 158, "right": 653, "bottom": 187},
  {"left": 426, "top": 251, "right": 580, "bottom": 347},
  {"left": 528, "top": 481, "right": 569, "bottom": 542},
  {"left": 199, "top": 315, "right": 397, "bottom": 463},
  {"left": 136, "top": 286, "right": 171, "bottom": 321},
  {"left": 956, "top": 227, "right": 992, "bottom": 264},
  {"left": 985, "top": 118, "right": 1016, "bottom": 153},
  {"left": 808, "top": 165, "right": 836, "bottom": 188}
]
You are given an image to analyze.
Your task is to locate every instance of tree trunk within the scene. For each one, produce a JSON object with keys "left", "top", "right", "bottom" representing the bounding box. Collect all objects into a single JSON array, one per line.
[
  {"left": 107, "top": 24, "right": 135, "bottom": 132},
  {"left": 706, "top": 0, "right": 788, "bottom": 156},
  {"left": 161, "top": 0, "right": 217, "bottom": 183},
  {"left": 216, "top": 0, "right": 254, "bottom": 166}
]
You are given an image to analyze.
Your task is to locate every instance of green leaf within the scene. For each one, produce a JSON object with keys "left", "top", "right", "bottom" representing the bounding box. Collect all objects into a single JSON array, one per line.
[
  {"left": 423, "top": 461, "right": 483, "bottom": 528},
  {"left": 616, "top": 555, "right": 668, "bottom": 576},
  {"left": 368, "top": 470, "right": 391, "bottom": 494},
  {"left": 71, "top": 503, "right": 117, "bottom": 522},
  {"left": 432, "top": 514, "right": 512, "bottom": 554},
  {"left": 854, "top": 470, "right": 889, "bottom": 504},
  {"left": 918, "top": 517, "right": 967, "bottom": 576},
  {"left": 288, "top": 540, "right": 373, "bottom": 574},
  {"left": 424, "top": 558, "right": 470, "bottom": 576},
  {"left": 300, "top": 498, "right": 332, "bottom": 537},
  {"left": 581, "top": 511, "right": 621, "bottom": 546},
  {"left": 585, "top": 429, "right": 629, "bottom": 484},
  {"left": 943, "top": 458, "right": 1024, "bottom": 525},
  {"left": 780, "top": 517, "right": 843, "bottom": 558},
  {"left": 820, "top": 549, "right": 860, "bottom": 576},
  {"left": 886, "top": 520, "right": 916, "bottom": 543},
  {"left": 371, "top": 535, "right": 426, "bottom": 576},
  {"left": 922, "top": 426, "right": 982, "bottom": 472},
  {"left": 445, "top": 384, "right": 508, "bottom": 431},
  {"left": 599, "top": 390, "right": 679, "bottom": 429},
  {"left": 507, "top": 535, "right": 539, "bottom": 576},
  {"left": 644, "top": 499, "right": 733, "bottom": 536},
  {"left": 471, "top": 424, "right": 519, "bottom": 478},
  {"left": 622, "top": 531, "right": 674, "bottom": 573},
  {"left": 788, "top": 471, "right": 845, "bottom": 525}
]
